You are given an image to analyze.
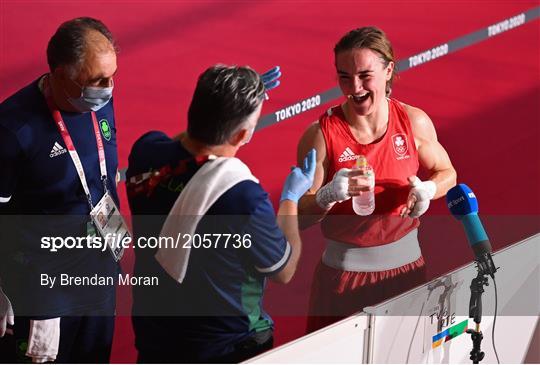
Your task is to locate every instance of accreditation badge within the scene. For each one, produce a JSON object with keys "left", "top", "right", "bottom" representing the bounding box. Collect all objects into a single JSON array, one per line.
[{"left": 90, "top": 192, "right": 130, "bottom": 261}]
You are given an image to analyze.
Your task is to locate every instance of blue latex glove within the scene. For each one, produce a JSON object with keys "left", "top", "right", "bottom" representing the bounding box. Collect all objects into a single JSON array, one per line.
[
  {"left": 260, "top": 66, "right": 281, "bottom": 99},
  {"left": 280, "top": 149, "right": 317, "bottom": 203}
]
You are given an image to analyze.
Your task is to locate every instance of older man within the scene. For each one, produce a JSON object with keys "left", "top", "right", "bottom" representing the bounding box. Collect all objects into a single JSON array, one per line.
[{"left": 0, "top": 17, "right": 121, "bottom": 363}]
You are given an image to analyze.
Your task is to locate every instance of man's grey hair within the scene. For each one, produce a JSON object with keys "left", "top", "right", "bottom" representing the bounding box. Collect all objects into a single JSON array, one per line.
[{"left": 187, "top": 64, "right": 265, "bottom": 146}]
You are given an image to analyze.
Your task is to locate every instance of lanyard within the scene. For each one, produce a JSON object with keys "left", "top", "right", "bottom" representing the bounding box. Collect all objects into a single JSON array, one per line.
[{"left": 44, "top": 77, "right": 108, "bottom": 209}]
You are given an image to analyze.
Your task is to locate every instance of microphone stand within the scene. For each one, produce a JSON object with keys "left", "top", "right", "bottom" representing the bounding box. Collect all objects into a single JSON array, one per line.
[{"left": 466, "top": 254, "right": 497, "bottom": 364}]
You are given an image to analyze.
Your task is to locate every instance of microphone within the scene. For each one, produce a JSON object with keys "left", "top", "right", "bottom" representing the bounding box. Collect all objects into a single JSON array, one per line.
[{"left": 446, "top": 184, "right": 497, "bottom": 277}]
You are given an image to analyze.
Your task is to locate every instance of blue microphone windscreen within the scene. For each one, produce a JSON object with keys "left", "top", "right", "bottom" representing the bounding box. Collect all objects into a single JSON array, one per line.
[
  {"left": 462, "top": 214, "right": 489, "bottom": 245},
  {"left": 446, "top": 183, "right": 479, "bottom": 217}
]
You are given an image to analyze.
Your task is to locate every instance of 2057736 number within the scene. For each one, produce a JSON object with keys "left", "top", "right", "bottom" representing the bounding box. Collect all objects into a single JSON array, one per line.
[{"left": 182, "top": 233, "right": 252, "bottom": 249}]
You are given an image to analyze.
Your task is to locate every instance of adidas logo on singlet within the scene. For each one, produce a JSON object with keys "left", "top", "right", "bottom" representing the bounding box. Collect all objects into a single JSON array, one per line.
[
  {"left": 338, "top": 147, "right": 360, "bottom": 163},
  {"left": 49, "top": 142, "right": 67, "bottom": 158}
]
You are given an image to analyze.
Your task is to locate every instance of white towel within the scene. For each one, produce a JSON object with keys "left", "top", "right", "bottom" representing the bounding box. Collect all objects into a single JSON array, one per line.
[
  {"left": 155, "top": 156, "right": 258, "bottom": 283},
  {"left": 26, "top": 318, "right": 60, "bottom": 363}
]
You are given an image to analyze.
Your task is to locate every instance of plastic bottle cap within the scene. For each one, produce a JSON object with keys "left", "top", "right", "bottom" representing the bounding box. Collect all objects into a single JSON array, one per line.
[{"left": 356, "top": 155, "right": 367, "bottom": 168}]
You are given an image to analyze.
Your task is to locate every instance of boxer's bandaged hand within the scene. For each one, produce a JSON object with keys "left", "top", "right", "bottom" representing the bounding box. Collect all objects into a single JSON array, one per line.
[
  {"left": 315, "top": 168, "right": 351, "bottom": 210},
  {"left": 406, "top": 176, "right": 436, "bottom": 218},
  {"left": 0, "top": 287, "right": 14, "bottom": 337}
]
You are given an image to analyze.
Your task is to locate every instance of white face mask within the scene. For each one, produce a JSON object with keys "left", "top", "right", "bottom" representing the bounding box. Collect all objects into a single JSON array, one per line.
[{"left": 67, "top": 80, "right": 114, "bottom": 112}]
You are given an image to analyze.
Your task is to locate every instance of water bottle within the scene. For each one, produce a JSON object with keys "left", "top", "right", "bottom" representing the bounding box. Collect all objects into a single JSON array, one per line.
[{"left": 352, "top": 155, "right": 375, "bottom": 216}]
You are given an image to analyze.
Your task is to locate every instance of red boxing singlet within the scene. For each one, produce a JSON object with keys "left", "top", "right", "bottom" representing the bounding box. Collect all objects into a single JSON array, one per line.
[{"left": 319, "top": 98, "right": 420, "bottom": 247}]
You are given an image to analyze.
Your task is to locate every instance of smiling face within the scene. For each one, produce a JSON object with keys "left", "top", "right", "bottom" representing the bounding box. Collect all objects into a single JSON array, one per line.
[{"left": 336, "top": 48, "right": 394, "bottom": 117}]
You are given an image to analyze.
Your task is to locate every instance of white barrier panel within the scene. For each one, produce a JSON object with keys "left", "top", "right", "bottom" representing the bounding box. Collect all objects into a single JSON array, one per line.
[
  {"left": 248, "top": 314, "right": 369, "bottom": 363},
  {"left": 365, "top": 233, "right": 539, "bottom": 363},
  {"left": 248, "top": 234, "right": 539, "bottom": 363}
]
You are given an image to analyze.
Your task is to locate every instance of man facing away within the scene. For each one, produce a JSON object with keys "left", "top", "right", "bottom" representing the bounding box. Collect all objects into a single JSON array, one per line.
[{"left": 126, "top": 64, "right": 315, "bottom": 363}]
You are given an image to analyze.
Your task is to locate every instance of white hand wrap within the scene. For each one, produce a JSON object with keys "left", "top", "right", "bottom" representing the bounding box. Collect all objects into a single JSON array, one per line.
[
  {"left": 408, "top": 176, "right": 437, "bottom": 218},
  {"left": 0, "top": 287, "right": 14, "bottom": 337},
  {"left": 315, "top": 168, "right": 351, "bottom": 210}
]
